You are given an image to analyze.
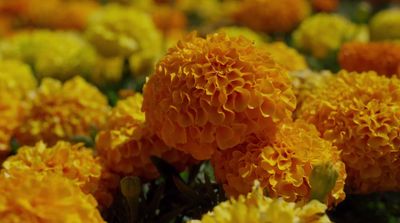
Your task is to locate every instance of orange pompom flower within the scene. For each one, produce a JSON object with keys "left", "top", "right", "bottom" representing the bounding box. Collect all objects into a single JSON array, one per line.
[
  {"left": 15, "top": 76, "right": 109, "bottom": 146},
  {"left": 143, "top": 32, "right": 296, "bottom": 160},
  {"left": 299, "top": 70, "right": 400, "bottom": 193},
  {"left": 339, "top": 41, "right": 400, "bottom": 77},
  {"left": 0, "top": 170, "right": 105, "bottom": 223},
  {"left": 233, "top": 0, "right": 310, "bottom": 33},
  {"left": 96, "top": 94, "right": 196, "bottom": 180},
  {"left": 212, "top": 120, "right": 346, "bottom": 207}
]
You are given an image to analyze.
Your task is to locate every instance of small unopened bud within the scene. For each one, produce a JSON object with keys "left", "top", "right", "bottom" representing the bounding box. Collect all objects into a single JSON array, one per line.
[
  {"left": 121, "top": 176, "right": 141, "bottom": 199},
  {"left": 310, "top": 163, "right": 338, "bottom": 203}
]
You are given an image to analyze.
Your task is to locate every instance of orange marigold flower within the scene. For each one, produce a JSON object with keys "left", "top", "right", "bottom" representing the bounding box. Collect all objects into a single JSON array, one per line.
[
  {"left": 339, "top": 42, "right": 400, "bottom": 77},
  {"left": 0, "top": 169, "right": 105, "bottom": 223},
  {"left": 212, "top": 120, "right": 346, "bottom": 207},
  {"left": 298, "top": 70, "right": 400, "bottom": 193},
  {"left": 312, "top": 0, "right": 339, "bottom": 12},
  {"left": 2, "top": 141, "right": 101, "bottom": 194},
  {"left": 263, "top": 42, "right": 308, "bottom": 72},
  {"left": 152, "top": 5, "right": 187, "bottom": 36},
  {"left": 93, "top": 164, "right": 121, "bottom": 210},
  {"left": 233, "top": 0, "right": 311, "bottom": 33},
  {"left": 97, "top": 94, "right": 196, "bottom": 180},
  {"left": 142, "top": 32, "right": 296, "bottom": 160},
  {"left": 15, "top": 76, "right": 109, "bottom": 146}
]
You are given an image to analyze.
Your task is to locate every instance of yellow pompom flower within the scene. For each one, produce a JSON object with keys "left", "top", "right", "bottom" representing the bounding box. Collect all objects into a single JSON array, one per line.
[
  {"left": 86, "top": 4, "right": 162, "bottom": 75},
  {"left": 96, "top": 94, "right": 196, "bottom": 180},
  {"left": 0, "top": 59, "right": 36, "bottom": 97},
  {"left": 89, "top": 56, "right": 124, "bottom": 86},
  {"left": 293, "top": 13, "right": 368, "bottom": 59},
  {"left": 2, "top": 141, "right": 101, "bottom": 194},
  {"left": 0, "top": 170, "right": 105, "bottom": 223},
  {"left": 15, "top": 76, "right": 109, "bottom": 146},
  {"left": 233, "top": 0, "right": 311, "bottom": 33},
  {"left": 0, "top": 30, "right": 96, "bottom": 80},
  {"left": 189, "top": 184, "right": 331, "bottom": 223},
  {"left": 212, "top": 120, "right": 346, "bottom": 207},
  {"left": 218, "top": 26, "right": 268, "bottom": 46},
  {"left": 263, "top": 42, "right": 308, "bottom": 72},
  {"left": 143, "top": 32, "right": 296, "bottom": 160},
  {"left": 298, "top": 70, "right": 400, "bottom": 193},
  {"left": 176, "top": 0, "right": 224, "bottom": 25},
  {"left": 370, "top": 9, "right": 400, "bottom": 40}
]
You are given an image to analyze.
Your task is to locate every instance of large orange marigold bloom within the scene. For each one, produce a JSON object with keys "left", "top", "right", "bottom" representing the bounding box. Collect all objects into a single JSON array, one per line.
[
  {"left": 97, "top": 94, "right": 196, "bottom": 180},
  {"left": 143, "top": 32, "right": 296, "bottom": 160},
  {"left": 2, "top": 141, "right": 101, "bottom": 194},
  {"left": 233, "top": 0, "right": 310, "bottom": 33},
  {"left": 298, "top": 70, "right": 400, "bottom": 193},
  {"left": 339, "top": 42, "right": 400, "bottom": 77},
  {"left": 212, "top": 120, "right": 346, "bottom": 207},
  {"left": 0, "top": 170, "right": 105, "bottom": 223},
  {"left": 15, "top": 76, "right": 109, "bottom": 146}
]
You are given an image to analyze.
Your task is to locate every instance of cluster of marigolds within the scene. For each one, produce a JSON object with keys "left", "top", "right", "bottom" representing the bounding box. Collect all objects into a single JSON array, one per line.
[{"left": 0, "top": 0, "right": 400, "bottom": 222}]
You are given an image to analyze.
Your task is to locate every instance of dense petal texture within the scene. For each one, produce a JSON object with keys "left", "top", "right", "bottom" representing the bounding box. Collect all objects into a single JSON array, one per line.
[
  {"left": 293, "top": 13, "right": 368, "bottom": 59},
  {"left": 339, "top": 42, "right": 400, "bottom": 77},
  {"left": 15, "top": 76, "right": 109, "bottom": 146},
  {"left": 212, "top": 120, "right": 346, "bottom": 207},
  {"left": 189, "top": 185, "right": 331, "bottom": 223},
  {"left": 298, "top": 70, "right": 400, "bottom": 193},
  {"left": 2, "top": 141, "right": 101, "bottom": 194},
  {"left": 143, "top": 32, "right": 296, "bottom": 160},
  {"left": 233, "top": 0, "right": 310, "bottom": 33},
  {"left": 369, "top": 9, "right": 400, "bottom": 40},
  {"left": 96, "top": 94, "right": 196, "bottom": 180},
  {"left": 0, "top": 170, "right": 105, "bottom": 223}
]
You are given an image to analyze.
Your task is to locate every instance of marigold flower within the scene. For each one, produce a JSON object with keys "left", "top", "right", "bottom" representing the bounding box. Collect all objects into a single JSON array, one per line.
[
  {"left": 312, "top": 0, "right": 339, "bottom": 12},
  {"left": 0, "top": 30, "right": 97, "bottom": 80},
  {"left": 15, "top": 76, "right": 109, "bottom": 146},
  {"left": 298, "top": 70, "right": 400, "bottom": 193},
  {"left": 233, "top": 0, "right": 311, "bottom": 33},
  {"left": 370, "top": 9, "right": 400, "bottom": 40},
  {"left": 2, "top": 141, "right": 101, "bottom": 194},
  {"left": 218, "top": 26, "right": 268, "bottom": 46},
  {"left": 263, "top": 42, "right": 308, "bottom": 72},
  {"left": 0, "top": 170, "right": 105, "bottom": 223},
  {"left": 96, "top": 94, "right": 196, "bottom": 180},
  {"left": 212, "top": 120, "right": 346, "bottom": 207},
  {"left": 189, "top": 184, "right": 331, "bottom": 223},
  {"left": 293, "top": 13, "right": 368, "bottom": 59},
  {"left": 152, "top": 5, "right": 187, "bottom": 36},
  {"left": 176, "top": 0, "right": 225, "bottom": 25},
  {"left": 89, "top": 56, "right": 124, "bottom": 86},
  {"left": 339, "top": 42, "right": 400, "bottom": 77},
  {"left": 143, "top": 32, "right": 296, "bottom": 160},
  {"left": 0, "top": 59, "right": 36, "bottom": 98},
  {"left": 86, "top": 4, "right": 162, "bottom": 61},
  {"left": 93, "top": 164, "right": 121, "bottom": 209}
]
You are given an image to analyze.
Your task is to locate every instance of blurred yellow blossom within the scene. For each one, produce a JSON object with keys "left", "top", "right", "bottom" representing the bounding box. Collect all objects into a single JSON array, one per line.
[
  {"left": 263, "top": 42, "right": 308, "bottom": 71},
  {"left": 218, "top": 26, "right": 268, "bottom": 46},
  {"left": 370, "top": 9, "right": 400, "bottom": 40},
  {"left": 0, "top": 59, "right": 36, "bottom": 98}
]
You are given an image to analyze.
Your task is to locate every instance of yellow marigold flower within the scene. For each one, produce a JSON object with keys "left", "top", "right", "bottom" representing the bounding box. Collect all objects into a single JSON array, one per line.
[
  {"left": 339, "top": 42, "right": 400, "bottom": 77},
  {"left": 15, "top": 76, "right": 109, "bottom": 146},
  {"left": 293, "top": 13, "right": 368, "bottom": 59},
  {"left": 233, "top": 0, "right": 311, "bottom": 33},
  {"left": 189, "top": 184, "right": 331, "bottom": 223},
  {"left": 90, "top": 56, "right": 124, "bottom": 86},
  {"left": 0, "top": 169, "right": 105, "bottom": 223},
  {"left": 176, "top": 0, "right": 224, "bottom": 25},
  {"left": 86, "top": 4, "right": 162, "bottom": 63},
  {"left": 370, "top": 9, "right": 400, "bottom": 40},
  {"left": 212, "top": 120, "right": 346, "bottom": 207},
  {"left": 2, "top": 141, "right": 101, "bottom": 194},
  {"left": 218, "top": 26, "right": 268, "bottom": 46},
  {"left": 0, "top": 59, "right": 36, "bottom": 98},
  {"left": 263, "top": 42, "right": 308, "bottom": 72},
  {"left": 298, "top": 70, "right": 400, "bottom": 193},
  {"left": 0, "top": 30, "right": 97, "bottom": 80},
  {"left": 143, "top": 32, "right": 296, "bottom": 160},
  {"left": 96, "top": 94, "right": 196, "bottom": 180}
]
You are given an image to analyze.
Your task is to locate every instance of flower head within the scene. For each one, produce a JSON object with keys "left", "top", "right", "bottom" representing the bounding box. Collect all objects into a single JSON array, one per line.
[
  {"left": 212, "top": 120, "right": 346, "bottom": 207},
  {"left": 218, "top": 26, "right": 268, "bottom": 46},
  {"left": 0, "top": 59, "right": 36, "bottom": 98},
  {"left": 233, "top": 0, "right": 311, "bottom": 33},
  {"left": 263, "top": 42, "right": 308, "bottom": 72},
  {"left": 339, "top": 41, "right": 400, "bottom": 77},
  {"left": 293, "top": 13, "right": 368, "bottom": 59},
  {"left": 15, "top": 76, "right": 109, "bottom": 146},
  {"left": 370, "top": 9, "right": 400, "bottom": 40},
  {"left": 311, "top": 0, "right": 339, "bottom": 12},
  {"left": 189, "top": 184, "right": 331, "bottom": 223},
  {"left": 96, "top": 94, "right": 196, "bottom": 180},
  {"left": 298, "top": 70, "right": 400, "bottom": 193},
  {"left": 143, "top": 32, "right": 296, "bottom": 160},
  {"left": 2, "top": 141, "right": 102, "bottom": 194},
  {"left": 0, "top": 169, "right": 105, "bottom": 223}
]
